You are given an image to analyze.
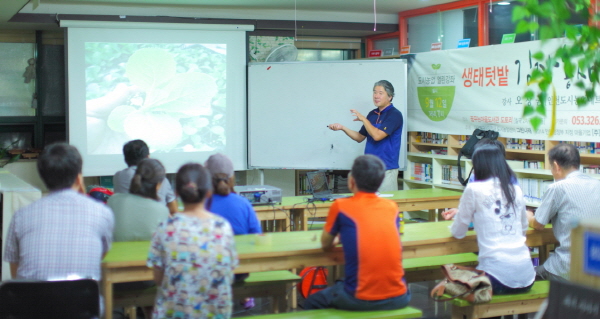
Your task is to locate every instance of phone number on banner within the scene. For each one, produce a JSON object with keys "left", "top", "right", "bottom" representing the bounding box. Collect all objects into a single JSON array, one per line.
[{"left": 572, "top": 116, "right": 600, "bottom": 126}]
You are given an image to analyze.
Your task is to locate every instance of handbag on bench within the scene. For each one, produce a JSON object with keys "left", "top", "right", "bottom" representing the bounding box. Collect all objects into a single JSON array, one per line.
[{"left": 430, "top": 264, "right": 493, "bottom": 304}]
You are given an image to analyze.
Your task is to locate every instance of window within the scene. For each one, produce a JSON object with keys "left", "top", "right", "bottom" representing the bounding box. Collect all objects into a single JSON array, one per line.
[
  {"left": 407, "top": 7, "right": 478, "bottom": 53},
  {"left": 488, "top": 2, "right": 531, "bottom": 44},
  {"left": 0, "top": 31, "right": 66, "bottom": 150},
  {"left": 488, "top": 0, "right": 588, "bottom": 45},
  {"left": 0, "top": 43, "right": 36, "bottom": 116},
  {"left": 294, "top": 36, "right": 360, "bottom": 61},
  {"left": 372, "top": 38, "right": 399, "bottom": 56},
  {"left": 296, "top": 49, "right": 355, "bottom": 61}
]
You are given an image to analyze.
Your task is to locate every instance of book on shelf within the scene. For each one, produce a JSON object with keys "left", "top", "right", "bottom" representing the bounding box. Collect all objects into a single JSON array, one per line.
[
  {"left": 517, "top": 177, "right": 552, "bottom": 205},
  {"left": 410, "top": 162, "right": 432, "bottom": 182},
  {"left": 441, "top": 164, "right": 464, "bottom": 185},
  {"left": 580, "top": 164, "right": 600, "bottom": 174},
  {"left": 506, "top": 138, "right": 545, "bottom": 151},
  {"left": 562, "top": 141, "right": 600, "bottom": 154},
  {"left": 429, "top": 149, "right": 447, "bottom": 155},
  {"left": 523, "top": 160, "right": 545, "bottom": 169},
  {"left": 415, "top": 132, "right": 448, "bottom": 144}
]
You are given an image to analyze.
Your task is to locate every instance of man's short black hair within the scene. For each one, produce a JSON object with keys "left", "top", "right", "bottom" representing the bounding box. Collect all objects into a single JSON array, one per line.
[
  {"left": 123, "top": 139, "right": 149, "bottom": 167},
  {"left": 549, "top": 143, "right": 580, "bottom": 170},
  {"left": 37, "top": 143, "right": 82, "bottom": 191},
  {"left": 351, "top": 155, "right": 385, "bottom": 193}
]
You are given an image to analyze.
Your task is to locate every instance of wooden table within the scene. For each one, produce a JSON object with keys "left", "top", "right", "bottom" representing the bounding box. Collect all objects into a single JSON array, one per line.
[
  {"left": 101, "top": 221, "right": 556, "bottom": 318},
  {"left": 181, "top": 202, "right": 291, "bottom": 232},
  {"left": 253, "top": 204, "right": 292, "bottom": 232},
  {"left": 283, "top": 188, "right": 463, "bottom": 231}
]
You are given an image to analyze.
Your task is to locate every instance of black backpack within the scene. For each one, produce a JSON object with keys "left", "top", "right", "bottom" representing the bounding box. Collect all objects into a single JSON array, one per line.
[{"left": 457, "top": 129, "right": 499, "bottom": 186}]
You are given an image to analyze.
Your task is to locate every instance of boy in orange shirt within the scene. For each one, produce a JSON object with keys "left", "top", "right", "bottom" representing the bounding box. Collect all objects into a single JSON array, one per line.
[{"left": 304, "top": 155, "right": 410, "bottom": 310}]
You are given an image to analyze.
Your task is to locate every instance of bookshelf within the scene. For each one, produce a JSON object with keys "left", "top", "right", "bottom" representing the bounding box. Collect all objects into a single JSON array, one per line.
[{"left": 405, "top": 132, "right": 600, "bottom": 207}]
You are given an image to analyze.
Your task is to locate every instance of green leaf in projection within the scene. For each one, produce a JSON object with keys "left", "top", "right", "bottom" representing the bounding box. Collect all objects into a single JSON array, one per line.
[
  {"left": 107, "top": 105, "right": 137, "bottom": 132},
  {"left": 124, "top": 111, "right": 183, "bottom": 151},
  {"left": 145, "top": 72, "right": 219, "bottom": 117},
  {"left": 125, "top": 48, "right": 176, "bottom": 91}
]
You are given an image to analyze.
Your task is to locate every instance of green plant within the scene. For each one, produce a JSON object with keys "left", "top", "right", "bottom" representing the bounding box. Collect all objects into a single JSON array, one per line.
[
  {"left": 513, "top": 0, "right": 600, "bottom": 135},
  {"left": 0, "top": 140, "right": 22, "bottom": 167}
]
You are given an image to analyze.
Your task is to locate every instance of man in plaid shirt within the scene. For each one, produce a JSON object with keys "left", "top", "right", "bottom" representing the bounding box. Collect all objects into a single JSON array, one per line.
[{"left": 3, "top": 143, "right": 114, "bottom": 280}]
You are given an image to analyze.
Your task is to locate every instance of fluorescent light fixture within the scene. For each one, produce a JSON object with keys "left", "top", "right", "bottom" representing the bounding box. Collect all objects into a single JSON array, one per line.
[{"left": 498, "top": 2, "right": 511, "bottom": 5}]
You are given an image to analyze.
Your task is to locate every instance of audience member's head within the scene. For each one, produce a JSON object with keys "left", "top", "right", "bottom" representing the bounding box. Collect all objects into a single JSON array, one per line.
[
  {"left": 37, "top": 143, "right": 82, "bottom": 191},
  {"left": 350, "top": 155, "right": 385, "bottom": 193},
  {"left": 475, "top": 137, "right": 505, "bottom": 156},
  {"left": 176, "top": 163, "right": 212, "bottom": 204},
  {"left": 472, "top": 144, "right": 514, "bottom": 181},
  {"left": 472, "top": 144, "right": 516, "bottom": 208},
  {"left": 549, "top": 143, "right": 580, "bottom": 170},
  {"left": 130, "top": 158, "right": 166, "bottom": 200},
  {"left": 123, "top": 139, "right": 149, "bottom": 167},
  {"left": 205, "top": 153, "right": 235, "bottom": 196}
]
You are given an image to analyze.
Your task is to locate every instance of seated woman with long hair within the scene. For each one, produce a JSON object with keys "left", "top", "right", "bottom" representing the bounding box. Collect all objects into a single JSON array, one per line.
[
  {"left": 204, "top": 153, "right": 261, "bottom": 236},
  {"left": 108, "top": 158, "right": 170, "bottom": 242},
  {"left": 147, "top": 163, "right": 238, "bottom": 319},
  {"left": 451, "top": 144, "right": 535, "bottom": 294}
]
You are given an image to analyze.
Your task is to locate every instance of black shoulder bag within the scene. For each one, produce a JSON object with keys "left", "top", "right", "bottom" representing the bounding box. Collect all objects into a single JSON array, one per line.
[{"left": 457, "top": 129, "right": 499, "bottom": 186}]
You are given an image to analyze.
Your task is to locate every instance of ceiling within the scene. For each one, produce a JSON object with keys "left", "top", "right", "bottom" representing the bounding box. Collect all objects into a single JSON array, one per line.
[{"left": 1, "top": 0, "right": 460, "bottom": 37}]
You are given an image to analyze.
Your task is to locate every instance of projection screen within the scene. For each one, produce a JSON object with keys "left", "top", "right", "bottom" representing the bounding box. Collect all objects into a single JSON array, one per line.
[{"left": 63, "top": 21, "right": 251, "bottom": 176}]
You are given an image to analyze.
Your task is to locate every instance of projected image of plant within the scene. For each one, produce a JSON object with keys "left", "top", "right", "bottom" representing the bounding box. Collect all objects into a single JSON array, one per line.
[{"left": 85, "top": 43, "right": 226, "bottom": 154}]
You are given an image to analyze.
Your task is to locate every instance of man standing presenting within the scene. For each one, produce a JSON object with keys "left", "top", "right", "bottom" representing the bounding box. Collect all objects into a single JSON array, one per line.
[
  {"left": 328, "top": 80, "right": 403, "bottom": 192},
  {"left": 527, "top": 143, "right": 600, "bottom": 281},
  {"left": 3, "top": 143, "right": 114, "bottom": 280},
  {"left": 304, "top": 155, "right": 410, "bottom": 310}
]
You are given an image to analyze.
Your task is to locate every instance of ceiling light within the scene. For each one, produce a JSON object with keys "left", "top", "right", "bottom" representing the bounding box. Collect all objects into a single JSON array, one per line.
[{"left": 497, "top": 2, "right": 511, "bottom": 5}]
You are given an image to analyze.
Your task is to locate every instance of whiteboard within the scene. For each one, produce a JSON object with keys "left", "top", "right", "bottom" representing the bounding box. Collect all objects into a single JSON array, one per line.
[{"left": 248, "top": 60, "right": 407, "bottom": 170}]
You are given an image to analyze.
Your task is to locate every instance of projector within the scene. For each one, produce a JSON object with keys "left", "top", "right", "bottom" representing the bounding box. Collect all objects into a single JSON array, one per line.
[{"left": 234, "top": 185, "right": 282, "bottom": 205}]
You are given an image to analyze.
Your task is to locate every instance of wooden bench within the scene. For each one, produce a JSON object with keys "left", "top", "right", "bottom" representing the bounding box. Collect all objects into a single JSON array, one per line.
[
  {"left": 113, "top": 285, "right": 155, "bottom": 319},
  {"left": 448, "top": 280, "right": 549, "bottom": 319},
  {"left": 233, "top": 270, "right": 301, "bottom": 313},
  {"left": 239, "top": 306, "right": 423, "bottom": 318},
  {"left": 113, "top": 270, "right": 301, "bottom": 317},
  {"left": 403, "top": 253, "right": 479, "bottom": 282},
  {"left": 403, "top": 250, "right": 540, "bottom": 283}
]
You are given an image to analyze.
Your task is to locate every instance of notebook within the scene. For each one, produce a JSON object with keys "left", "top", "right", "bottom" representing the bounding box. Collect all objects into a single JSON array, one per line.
[{"left": 306, "top": 171, "right": 349, "bottom": 200}]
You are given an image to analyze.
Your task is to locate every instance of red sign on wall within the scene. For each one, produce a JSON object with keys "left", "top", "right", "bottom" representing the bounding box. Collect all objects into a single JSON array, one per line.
[
  {"left": 431, "top": 42, "right": 442, "bottom": 51},
  {"left": 368, "top": 50, "right": 382, "bottom": 57}
]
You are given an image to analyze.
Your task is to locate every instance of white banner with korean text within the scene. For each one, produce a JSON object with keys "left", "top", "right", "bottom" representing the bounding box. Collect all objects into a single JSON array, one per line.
[{"left": 407, "top": 38, "right": 600, "bottom": 142}]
